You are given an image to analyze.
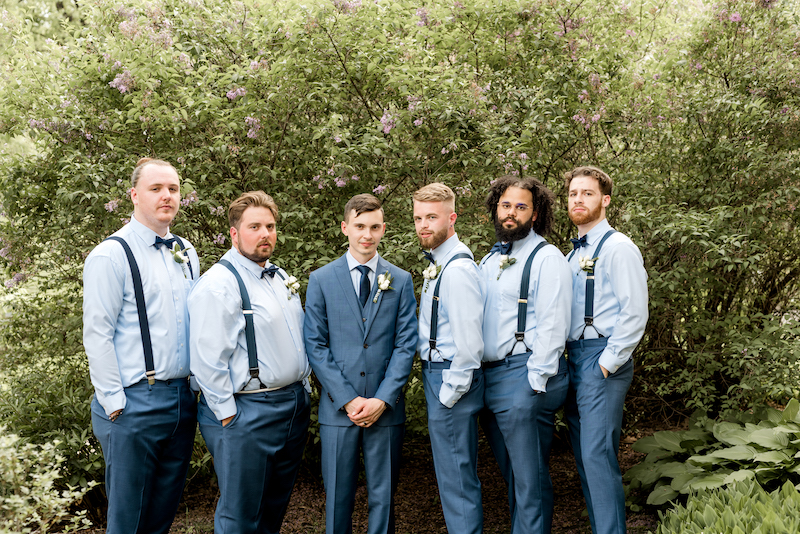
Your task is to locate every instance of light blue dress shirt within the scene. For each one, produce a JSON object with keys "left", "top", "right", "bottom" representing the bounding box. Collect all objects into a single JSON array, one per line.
[
  {"left": 418, "top": 234, "right": 485, "bottom": 408},
  {"left": 345, "top": 251, "right": 378, "bottom": 298},
  {"left": 480, "top": 231, "right": 572, "bottom": 392},
  {"left": 188, "top": 248, "right": 310, "bottom": 421},
  {"left": 83, "top": 215, "right": 199, "bottom": 416},
  {"left": 566, "top": 219, "right": 649, "bottom": 374}
]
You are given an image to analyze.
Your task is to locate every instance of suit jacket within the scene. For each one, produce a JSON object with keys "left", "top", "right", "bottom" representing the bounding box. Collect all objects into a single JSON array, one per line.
[{"left": 304, "top": 253, "right": 418, "bottom": 427}]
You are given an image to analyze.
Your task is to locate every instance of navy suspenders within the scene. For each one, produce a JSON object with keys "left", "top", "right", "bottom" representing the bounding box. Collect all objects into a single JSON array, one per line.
[
  {"left": 507, "top": 242, "right": 548, "bottom": 357},
  {"left": 105, "top": 235, "right": 193, "bottom": 385},
  {"left": 567, "top": 229, "right": 616, "bottom": 339},
  {"left": 217, "top": 259, "right": 269, "bottom": 391},
  {"left": 428, "top": 253, "right": 472, "bottom": 358}
]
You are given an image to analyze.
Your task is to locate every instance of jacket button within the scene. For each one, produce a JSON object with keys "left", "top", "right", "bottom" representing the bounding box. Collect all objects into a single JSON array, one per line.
[
  {"left": 363, "top": 343, "right": 368, "bottom": 349},
  {"left": 360, "top": 372, "right": 365, "bottom": 376},
  {"left": 362, "top": 317, "right": 366, "bottom": 322}
]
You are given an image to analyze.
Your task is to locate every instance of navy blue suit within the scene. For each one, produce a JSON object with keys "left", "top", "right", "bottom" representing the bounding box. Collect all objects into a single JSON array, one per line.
[{"left": 304, "top": 253, "right": 418, "bottom": 534}]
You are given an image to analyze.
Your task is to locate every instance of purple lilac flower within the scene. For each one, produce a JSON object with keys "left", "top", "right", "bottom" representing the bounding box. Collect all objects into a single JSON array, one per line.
[
  {"left": 334, "top": 134, "right": 342, "bottom": 143},
  {"left": 335, "top": 178, "right": 347, "bottom": 187},
  {"left": 212, "top": 206, "right": 225, "bottom": 216},
  {"left": 226, "top": 87, "right": 247, "bottom": 101},
  {"left": 5, "top": 272, "right": 26, "bottom": 289},
  {"left": 213, "top": 233, "right": 226, "bottom": 245},
  {"left": 245, "top": 116, "right": 261, "bottom": 139},
  {"left": 380, "top": 111, "right": 396, "bottom": 134},
  {"left": 414, "top": 118, "right": 423, "bottom": 126},
  {"left": 351, "top": 175, "right": 360, "bottom": 181},
  {"left": 730, "top": 13, "right": 741, "bottom": 22},
  {"left": 373, "top": 185, "right": 388, "bottom": 195},
  {"left": 181, "top": 190, "right": 199, "bottom": 207},
  {"left": 109, "top": 70, "right": 135, "bottom": 94},
  {"left": 105, "top": 199, "right": 120, "bottom": 212},
  {"left": 0, "top": 246, "right": 10, "bottom": 259},
  {"left": 416, "top": 8, "right": 429, "bottom": 26}
]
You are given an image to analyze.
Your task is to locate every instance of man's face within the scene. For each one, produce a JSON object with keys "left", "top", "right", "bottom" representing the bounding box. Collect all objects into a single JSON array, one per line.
[
  {"left": 131, "top": 165, "right": 181, "bottom": 234},
  {"left": 567, "top": 176, "right": 609, "bottom": 227},
  {"left": 341, "top": 209, "right": 386, "bottom": 263},
  {"left": 230, "top": 206, "right": 277, "bottom": 267},
  {"left": 413, "top": 200, "right": 456, "bottom": 250},
  {"left": 494, "top": 186, "right": 536, "bottom": 242}
]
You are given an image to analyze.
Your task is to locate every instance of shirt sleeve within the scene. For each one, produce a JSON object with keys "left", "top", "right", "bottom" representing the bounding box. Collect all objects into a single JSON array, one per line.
[
  {"left": 439, "top": 260, "right": 484, "bottom": 408},
  {"left": 188, "top": 273, "right": 243, "bottom": 420},
  {"left": 82, "top": 250, "right": 127, "bottom": 416},
  {"left": 527, "top": 253, "right": 572, "bottom": 392},
  {"left": 598, "top": 241, "right": 649, "bottom": 373}
]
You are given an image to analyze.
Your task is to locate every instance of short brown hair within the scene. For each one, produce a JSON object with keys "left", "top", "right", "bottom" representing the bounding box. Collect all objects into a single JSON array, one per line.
[
  {"left": 131, "top": 157, "right": 176, "bottom": 187},
  {"left": 228, "top": 191, "right": 279, "bottom": 229},
  {"left": 413, "top": 183, "right": 456, "bottom": 211},
  {"left": 343, "top": 193, "right": 383, "bottom": 221},
  {"left": 563, "top": 166, "right": 613, "bottom": 196}
]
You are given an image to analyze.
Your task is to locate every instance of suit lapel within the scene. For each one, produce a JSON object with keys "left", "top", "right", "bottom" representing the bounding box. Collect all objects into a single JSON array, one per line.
[
  {"left": 334, "top": 255, "right": 365, "bottom": 335},
  {"left": 364, "top": 259, "right": 388, "bottom": 339}
]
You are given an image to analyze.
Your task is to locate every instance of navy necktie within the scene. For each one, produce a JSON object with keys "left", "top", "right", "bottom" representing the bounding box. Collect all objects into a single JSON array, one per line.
[
  {"left": 261, "top": 265, "right": 280, "bottom": 278},
  {"left": 423, "top": 251, "right": 435, "bottom": 264},
  {"left": 570, "top": 235, "right": 588, "bottom": 250},
  {"left": 154, "top": 236, "right": 177, "bottom": 249},
  {"left": 490, "top": 241, "right": 512, "bottom": 255},
  {"left": 356, "top": 265, "right": 371, "bottom": 307}
]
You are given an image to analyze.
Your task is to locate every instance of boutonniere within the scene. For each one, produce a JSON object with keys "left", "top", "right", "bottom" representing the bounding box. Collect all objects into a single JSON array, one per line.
[
  {"left": 497, "top": 254, "right": 516, "bottom": 279},
  {"left": 579, "top": 256, "right": 598, "bottom": 274},
  {"left": 171, "top": 243, "right": 191, "bottom": 278},
  {"left": 422, "top": 262, "right": 442, "bottom": 291},
  {"left": 284, "top": 275, "right": 300, "bottom": 299},
  {"left": 373, "top": 270, "right": 394, "bottom": 303}
]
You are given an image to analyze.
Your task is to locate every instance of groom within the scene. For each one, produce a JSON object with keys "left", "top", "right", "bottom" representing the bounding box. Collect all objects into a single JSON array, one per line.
[{"left": 304, "top": 193, "right": 418, "bottom": 534}]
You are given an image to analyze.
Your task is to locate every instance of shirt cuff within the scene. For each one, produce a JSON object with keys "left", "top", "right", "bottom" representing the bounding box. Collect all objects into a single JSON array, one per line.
[
  {"left": 599, "top": 350, "right": 626, "bottom": 374},
  {"left": 438, "top": 382, "right": 465, "bottom": 408},
  {"left": 527, "top": 370, "right": 548, "bottom": 393},
  {"left": 96, "top": 389, "right": 127, "bottom": 416},
  {"left": 210, "top": 396, "right": 237, "bottom": 421}
]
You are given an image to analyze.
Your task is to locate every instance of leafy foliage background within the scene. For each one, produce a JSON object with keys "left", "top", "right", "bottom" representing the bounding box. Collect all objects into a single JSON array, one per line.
[{"left": 1, "top": 0, "right": 799, "bottom": 503}]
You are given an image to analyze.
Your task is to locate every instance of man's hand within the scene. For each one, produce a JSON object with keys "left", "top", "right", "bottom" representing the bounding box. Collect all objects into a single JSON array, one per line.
[
  {"left": 109, "top": 409, "right": 123, "bottom": 422},
  {"left": 221, "top": 415, "right": 234, "bottom": 427},
  {"left": 347, "top": 398, "right": 387, "bottom": 428},
  {"left": 600, "top": 364, "right": 609, "bottom": 378}
]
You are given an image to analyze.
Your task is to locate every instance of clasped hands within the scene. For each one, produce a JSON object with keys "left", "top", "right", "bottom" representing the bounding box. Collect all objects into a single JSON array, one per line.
[{"left": 344, "top": 397, "right": 387, "bottom": 428}]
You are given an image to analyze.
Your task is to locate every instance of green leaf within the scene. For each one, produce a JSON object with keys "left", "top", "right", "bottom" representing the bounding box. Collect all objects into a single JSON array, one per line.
[
  {"left": 654, "top": 431, "right": 687, "bottom": 453},
  {"left": 647, "top": 485, "right": 679, "bottom": 506}
]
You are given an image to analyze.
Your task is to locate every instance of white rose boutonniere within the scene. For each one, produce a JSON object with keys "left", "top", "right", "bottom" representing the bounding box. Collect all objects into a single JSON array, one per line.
[
  {"left": 171, "top": 243, "right": 191, "bottom": 278},
  {"left": 497, "top": 254, "right": 517, "bottom": 279},
  {"left": 422, "top": 262, "right": 442, "bottom": 291},
  {"left": 284, "top": 275, "right": 300, "bottom": 299},
  {"left": 579, "top": 256, "right": 598, "bottom": 274},
  {"left": 373, "top": 270, "right": 394, "bottom": 303}
]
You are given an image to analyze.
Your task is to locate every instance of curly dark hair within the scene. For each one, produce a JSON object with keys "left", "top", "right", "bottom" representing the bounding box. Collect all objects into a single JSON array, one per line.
[{"left": 484, "top": 175, "right": 555, "bottom": 236}]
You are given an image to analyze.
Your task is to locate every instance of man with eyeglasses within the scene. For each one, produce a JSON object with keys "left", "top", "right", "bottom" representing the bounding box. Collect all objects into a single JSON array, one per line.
[{"left": 479, "top": 176, "right": 572, "bottom": 534}]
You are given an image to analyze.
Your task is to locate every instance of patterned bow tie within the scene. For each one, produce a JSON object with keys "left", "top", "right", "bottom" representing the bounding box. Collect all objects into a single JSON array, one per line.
[
  {"left": 261, "top": 265, "right": 280, "bottom": 278},
  {"left": 423, "top": 251, "right": 435, "bottom": 264},
  {"left": 154, "top": 236, "right": 177, "bottom": 249},
  {"left": 570, "top": 235, "right": 588, "bottom": 250},
  {"left": 490, "top": 241, "right": 512, "bottom": 255}
]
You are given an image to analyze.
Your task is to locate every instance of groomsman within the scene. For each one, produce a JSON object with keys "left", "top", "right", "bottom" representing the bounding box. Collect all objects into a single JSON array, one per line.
[
  {"left": 189, "top": 191, "right": 310, "bottom": 534},
  {"left": 83, "top": 158, "right": 199, "bottom": 534},
  {"left": 479, "top": 176, "right": 572, "bottom": 534},
  {"left": 413, "top": 183, "right": 485, "bottom": 534},
  {"left": 563, "top": 166, "right": 648, "bottom": 534},
  {"left": 304, "top": 193, "right": 418, "bottom": 534}
]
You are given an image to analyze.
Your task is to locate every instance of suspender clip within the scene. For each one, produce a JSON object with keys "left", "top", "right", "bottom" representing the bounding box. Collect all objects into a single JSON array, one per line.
[
  {"left": 249, "top": 367, "right": 260, "bottom": 378},
  {"left": 514, "top": 332, "right": 525, "bottom": 342},
  {"left": 429, "top": 340, "right": 437, "bottom": 350},
  {"left": 584, "top": 317, "right": 594, "bottom": 325},
  {"left": 146, "top": 370, "right": 156, "bottom": 386},
  {"left": 517, "top": 298, "right": 527, "bottom": 304}
]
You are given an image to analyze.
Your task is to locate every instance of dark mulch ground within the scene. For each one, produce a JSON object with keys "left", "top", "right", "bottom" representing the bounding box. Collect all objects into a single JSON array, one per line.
[{"left": 161, "top": 428, "right": 660, "bottom": 534}]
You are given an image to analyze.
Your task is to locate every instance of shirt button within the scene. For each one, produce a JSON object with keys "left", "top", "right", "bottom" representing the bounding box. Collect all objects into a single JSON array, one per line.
[
  {"left": 363, "top": 343, "right": 368, "bottom": 349},
  {"left": 362, "top": 318, "right": 366, "bottom": 322},
  {"left": 360, "top": 372, "right": 365, "bottom": 376}
]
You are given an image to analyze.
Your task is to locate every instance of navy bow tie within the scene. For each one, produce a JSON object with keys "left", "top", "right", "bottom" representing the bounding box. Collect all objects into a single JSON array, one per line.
[
  {"left": 154, "top": 236, "right": 177, "bottom": 249},
  {"left": 423, "top": 251, "right": 435, "bottom": 264},
  {"left": 570, "top": 235, "right": 588, "bottom": 250},
  {"left": 490, "top": 241, "right": 512, "bottom": 255},
  {"left": 261, "top": 265, "right": 280, "bottom": 278}
]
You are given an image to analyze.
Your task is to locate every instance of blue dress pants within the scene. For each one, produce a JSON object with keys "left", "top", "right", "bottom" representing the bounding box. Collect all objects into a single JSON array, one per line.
[
  {"left": 320, "top": 422, "right": 404, "bottom": 534},
  {"left": 483, "top": 353, "right": 568, "bottom": 534},
  {"left": 422, "top": 362, "right": 484, "bottom": 534},
  {"left": 198, "top": 382, "right": 310, "bottom": 534},
  {"left": 565, "top": 338, "right": 633, "bottom": 534},
  {"left": 91, "top": 379, "right": 197, "bottom": 534}
]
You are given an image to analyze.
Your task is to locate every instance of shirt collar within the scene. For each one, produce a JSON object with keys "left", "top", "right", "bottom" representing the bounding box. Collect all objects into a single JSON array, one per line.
[
  {"left": 129, "top": 214, "right": 173, "bottom": 246},
  {"left": 430, "top": 233, "right": 460, "bottom": 263},
  {"left": 581, "top": 218, "right": 612, "bottom": 246},
  {"left": 346, "top": 250, "right": 380, "bottom": 273}
]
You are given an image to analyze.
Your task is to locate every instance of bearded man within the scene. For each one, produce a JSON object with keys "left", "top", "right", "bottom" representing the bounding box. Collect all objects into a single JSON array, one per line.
[
  {"left": 479, "top": 176, "right": 572, "bottom": 534},
  {"left": 563, "top": 166, "right": 648, "bottom": 534}
]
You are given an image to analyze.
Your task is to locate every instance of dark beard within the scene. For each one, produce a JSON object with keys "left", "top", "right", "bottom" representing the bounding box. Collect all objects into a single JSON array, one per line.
[{"left": 494, "top": 215, "right": 533, "bottom": 243}]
